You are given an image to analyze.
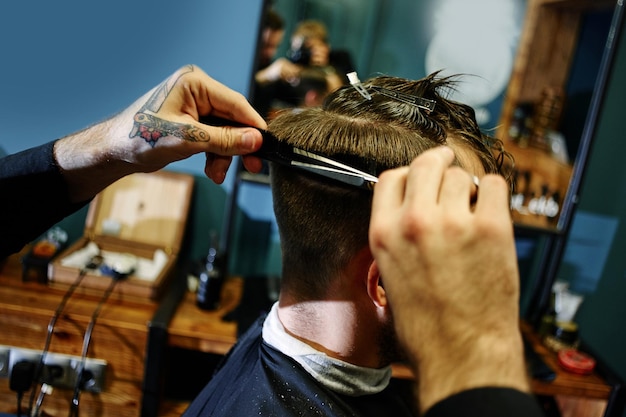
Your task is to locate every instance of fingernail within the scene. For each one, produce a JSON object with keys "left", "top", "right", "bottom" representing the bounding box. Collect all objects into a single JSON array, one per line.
[
  {"left": 214, "top": 170, "right": 226, "bottom": 184},
  {"left": 241, "top": 131, "right": 256, "bottom": 151}
]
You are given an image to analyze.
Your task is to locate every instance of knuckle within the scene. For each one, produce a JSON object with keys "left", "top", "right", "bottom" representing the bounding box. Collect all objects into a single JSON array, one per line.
[
  {"left": 216, "top": 127, "right": 236, "bottom": 153},
  {"left": 400, "top": 213, "right": 430, "bottom": 242}
]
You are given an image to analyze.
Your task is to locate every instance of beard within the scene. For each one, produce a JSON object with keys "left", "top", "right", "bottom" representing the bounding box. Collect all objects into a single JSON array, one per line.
[{"left": 377, "top": 312, "right": 408, "bottom": 366}]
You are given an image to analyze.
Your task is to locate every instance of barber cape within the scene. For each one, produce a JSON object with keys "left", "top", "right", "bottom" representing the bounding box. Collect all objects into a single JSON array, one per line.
[{"left": 182, "top": 304, "right": 416, "bottom": 417}]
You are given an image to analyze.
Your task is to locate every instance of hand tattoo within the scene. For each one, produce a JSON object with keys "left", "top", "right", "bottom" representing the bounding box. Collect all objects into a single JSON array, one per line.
[
  {"left": 129, "top": 65, "right": 208, "bottom": 147},
  {"left": 132, "top": 113, "right": 208, "bottom": 147}
]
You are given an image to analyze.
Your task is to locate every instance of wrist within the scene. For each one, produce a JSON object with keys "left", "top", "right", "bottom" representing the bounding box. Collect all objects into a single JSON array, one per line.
[
  {"left": 54, "top": 118, "right": 136, "bottom": 203},
  {"left": 413, "top": 328, "right": 529, "bottom": 413}
]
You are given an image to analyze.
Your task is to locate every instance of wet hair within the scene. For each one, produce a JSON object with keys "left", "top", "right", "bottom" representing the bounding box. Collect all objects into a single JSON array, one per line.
[{"left": 268, "top": 72, "right": 511, "bottom": 300}]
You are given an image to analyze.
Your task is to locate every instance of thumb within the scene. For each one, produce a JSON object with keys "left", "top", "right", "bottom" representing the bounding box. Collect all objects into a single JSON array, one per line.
[{"left": 197, "top": 124, "right": 263, "bottom": 156}]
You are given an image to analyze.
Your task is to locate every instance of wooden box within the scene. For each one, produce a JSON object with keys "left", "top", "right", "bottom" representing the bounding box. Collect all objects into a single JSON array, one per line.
[{"left": 49, "top": 170, "right": 194, "bottom": 301}]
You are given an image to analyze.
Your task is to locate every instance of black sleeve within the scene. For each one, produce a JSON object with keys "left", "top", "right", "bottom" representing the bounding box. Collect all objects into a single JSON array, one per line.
[
  {"left": 0, "top": 141, "right": 89, "bottom": 258},
  {"left": 424, "top": 388, "right": 545, "bottom": 417}
]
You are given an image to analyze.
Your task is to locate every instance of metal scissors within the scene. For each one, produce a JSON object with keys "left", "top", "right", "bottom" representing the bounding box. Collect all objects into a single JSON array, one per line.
[{"left": 200, "top": 116, "right": 379, "bottom": 190}]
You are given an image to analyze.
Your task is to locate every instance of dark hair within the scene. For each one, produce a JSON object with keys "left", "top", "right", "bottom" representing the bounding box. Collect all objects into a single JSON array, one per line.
[
  {"left": 268, "top": 73, "right": 511, "bottom": 300},
  {"left": 264, "top": 8, "right": 284, "bottom": 31}
]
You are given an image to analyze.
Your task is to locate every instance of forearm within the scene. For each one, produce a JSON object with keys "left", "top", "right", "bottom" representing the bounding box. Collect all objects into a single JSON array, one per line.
[
  {"left": 411, "top": 328, "right": 530, "bottom": 413},
  {"left": 54, "top": 114, "right": 138, "bottom": 203}
]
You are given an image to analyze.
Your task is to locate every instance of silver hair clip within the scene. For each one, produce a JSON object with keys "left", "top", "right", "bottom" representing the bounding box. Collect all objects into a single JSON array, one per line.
[
  {"left": 347, "top": 72, "right": 372, "bottom": 100},
  {"left": 370, "top": 86, "right": 436, "bottom": 113},
  {"left": 347, "top": 72, "right": 436, "bottom": 113}
]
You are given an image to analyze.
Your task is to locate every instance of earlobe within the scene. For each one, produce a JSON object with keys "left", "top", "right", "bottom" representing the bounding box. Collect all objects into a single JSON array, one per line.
[{"left": 367, "top": 261, "right": 387, "bottom": 307}]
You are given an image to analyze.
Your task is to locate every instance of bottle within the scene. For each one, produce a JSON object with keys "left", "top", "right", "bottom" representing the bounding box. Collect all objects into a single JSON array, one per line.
[
  {"left": 538, "top": 291, "right": 556, "bottom": 338},
  {"left": 196, "top": 232, "right": 225, "bottom": 311}
]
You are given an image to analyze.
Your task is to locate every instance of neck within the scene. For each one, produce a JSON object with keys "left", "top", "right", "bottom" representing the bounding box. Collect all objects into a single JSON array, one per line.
[{"left": 277, "top": 287, "right": 387, "bottom": 369}]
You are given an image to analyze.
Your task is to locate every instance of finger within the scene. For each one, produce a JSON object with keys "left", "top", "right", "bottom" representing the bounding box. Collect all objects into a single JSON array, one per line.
[
  {"left": 198, "top": 126, "right": 263, "bottom": 156},
  {"left": 241, "top": 155, "right": 264, "bottom": 174},
  {"left": 474, "top": 175, "right": 511, "bottom": 223},
  {"left": 200, "top": 77, "right": 267, "bottom": 130},
  {"left": 204, "top": 153, "right": 233, "bottom": 184},
  {"left": 371, "top": 167, "right": 410, "bottom": 230},
  {"left": 165, "top": 66, "right": 266, "bottom": 130},
  {"left": 404, "top": 146, "right": 456, "bottom": 211},
  {"left": 369, "top": 167, "right": 409, "bottom": 255},
  {"left": 439, "top": 166, "right": 475, "bottom": 212}
]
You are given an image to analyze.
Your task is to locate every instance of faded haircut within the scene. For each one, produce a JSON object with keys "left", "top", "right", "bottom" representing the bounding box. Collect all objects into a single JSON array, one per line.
[{"left": 268, "top": 72, "right": 509, "bottom": 300}]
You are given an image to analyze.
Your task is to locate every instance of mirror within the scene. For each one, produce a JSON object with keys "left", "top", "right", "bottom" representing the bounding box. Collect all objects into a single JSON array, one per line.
[{"left": 249, "top": 0, "right": 621, "bottom": 234}]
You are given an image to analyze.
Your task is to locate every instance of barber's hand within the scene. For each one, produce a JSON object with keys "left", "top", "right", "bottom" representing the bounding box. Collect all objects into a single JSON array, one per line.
[
  {"left": 122, "top": 65, "right": 266, "bottom": 182},
  {"left": 369, "top": 147, "right": 528, "bottom": 413},
  {"left": 56, "top": 65, "right": 266, "bottom": 202},
  {"left": 256, "top": 58, "right": 302, "bottom": 84}
]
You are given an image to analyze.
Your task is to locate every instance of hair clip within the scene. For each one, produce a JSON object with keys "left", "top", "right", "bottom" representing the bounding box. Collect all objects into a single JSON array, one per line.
[
  {"left": 370, "top": 86, "right": 436, "bottom": 113},
  {"left": 347, "top": 72, "right": 436, "bottom": 113},
  {"left": 347, "top": 72, "right": 372, "bottom": 100}
]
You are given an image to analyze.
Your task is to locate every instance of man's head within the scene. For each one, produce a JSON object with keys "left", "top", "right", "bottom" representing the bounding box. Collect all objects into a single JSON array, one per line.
[
  {"left": 268, "top": 73, "right": 508, "bottom": 301},
  {"left": 259, "top": 9, "right": 285, "bottom": 68},
  {"left": 288, "top": 67, "right": 330, "bottom": 108}
]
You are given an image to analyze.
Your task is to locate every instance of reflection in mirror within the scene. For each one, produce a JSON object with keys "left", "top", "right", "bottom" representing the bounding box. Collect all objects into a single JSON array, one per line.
[
  {"left": 249, "top": 0, "right": 622, "bottom": 234},
  {"left": 252, "top": 0, "right": 526, "bottom": 126},
  {"left": 497, "top": 0, "right": 619, "bottom": 233}
]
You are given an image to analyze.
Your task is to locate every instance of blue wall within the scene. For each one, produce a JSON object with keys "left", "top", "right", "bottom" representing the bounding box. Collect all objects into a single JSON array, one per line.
[
  {"left": 0, "top": 0, "right": 263, "bottom": 170},
  {"left": 0, "top": 0, "right": 270, "bottom": 268}
]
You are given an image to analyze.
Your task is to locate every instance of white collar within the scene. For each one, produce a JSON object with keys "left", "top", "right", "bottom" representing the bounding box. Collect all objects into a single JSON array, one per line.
[{"left": 262, "top": 302, "right": 391, "bottom": 396}]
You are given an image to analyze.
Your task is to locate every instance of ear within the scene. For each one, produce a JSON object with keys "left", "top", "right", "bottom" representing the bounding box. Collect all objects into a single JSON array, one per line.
[{"left": 366, "top": 260, "right": 387, "bottom": 308}]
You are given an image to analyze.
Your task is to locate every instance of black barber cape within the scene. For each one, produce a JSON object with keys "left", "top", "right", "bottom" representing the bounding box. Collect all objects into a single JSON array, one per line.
[
  {"left": 183, "top": 316, "right": 545, "bottom": 417},
  {"left": 182, "top": 317, "right": 417, "bottom": 417}
]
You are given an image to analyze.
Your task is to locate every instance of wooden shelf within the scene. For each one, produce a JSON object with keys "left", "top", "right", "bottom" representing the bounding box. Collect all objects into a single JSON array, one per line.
[
  {"left": 521, "top": 321, "right": 612, "bottom": 399},
  {"left": 497, "top": 0, "right": 615, "bottom": 141}
]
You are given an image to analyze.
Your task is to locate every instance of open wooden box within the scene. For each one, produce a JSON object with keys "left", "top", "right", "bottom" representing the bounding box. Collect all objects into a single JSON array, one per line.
[{"left": 49, "top": 170, "right": 194, "bottom": 301}]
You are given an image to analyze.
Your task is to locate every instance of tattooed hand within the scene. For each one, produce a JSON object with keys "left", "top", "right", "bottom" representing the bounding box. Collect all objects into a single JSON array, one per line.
[
  {"left": 127, "top": 65, "right": 266, "bottom": 181},
  {"left": 54, "top": 65, "right": 266, "bottom": 202}
]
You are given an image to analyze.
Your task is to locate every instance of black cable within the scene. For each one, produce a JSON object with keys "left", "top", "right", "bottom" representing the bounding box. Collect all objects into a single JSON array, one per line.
[
  {"left": 28, "top": 255, "right": 102, "bottom": 416},
  {"left": 10, "top": 361, "right": 35, "bottom": 417},
  {"left": 17, "top": 391, "right": 23, "bottom": 417},
  {"left": 68, "top": 275, "right": 119, "bottom": 417}
]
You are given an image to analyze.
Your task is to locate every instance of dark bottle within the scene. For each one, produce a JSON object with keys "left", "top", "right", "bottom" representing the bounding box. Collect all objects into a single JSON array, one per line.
[{"left": 196, "top": 233, "right": 225, "bottom": 311}]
